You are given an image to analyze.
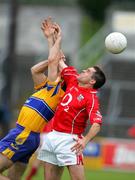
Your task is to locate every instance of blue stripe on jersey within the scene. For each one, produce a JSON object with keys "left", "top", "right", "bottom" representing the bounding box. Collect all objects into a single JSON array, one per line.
[
  {"left": 51, "top": 83, "right": 60, "bottom": 97},
  {"left": 24, "top": 97, "right": 54, "bottom": 122},
  {"left": 44, "top": 82, "right": 54, "bottom": 91}
]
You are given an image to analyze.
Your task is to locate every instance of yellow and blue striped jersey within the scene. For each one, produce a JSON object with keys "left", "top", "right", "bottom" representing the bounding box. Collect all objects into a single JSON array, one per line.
[{"left": 17, "top": 79, "right": 64, "bottom": 133}]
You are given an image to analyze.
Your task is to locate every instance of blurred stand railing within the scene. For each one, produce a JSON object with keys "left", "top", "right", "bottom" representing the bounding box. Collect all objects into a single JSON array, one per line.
[{"left": 73, "top": 25, "right": 107, "bottom": 70}]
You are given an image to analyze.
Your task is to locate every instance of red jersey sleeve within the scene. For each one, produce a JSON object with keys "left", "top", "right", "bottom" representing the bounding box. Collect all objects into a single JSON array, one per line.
[
  {"left": 61, "top": 66, "right": 78, "bottom": 86},
  {"left": 86, "top": 95, "right": 102, "bottom": 125}
]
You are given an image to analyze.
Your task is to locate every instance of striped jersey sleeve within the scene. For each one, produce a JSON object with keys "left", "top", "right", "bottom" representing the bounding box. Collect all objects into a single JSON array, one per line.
[{"left": 86, "top": 94, "right": 102, "bottom": 125}]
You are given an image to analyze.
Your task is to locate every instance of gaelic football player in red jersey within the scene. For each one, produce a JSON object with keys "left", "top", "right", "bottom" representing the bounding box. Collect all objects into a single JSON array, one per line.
[{"left": 38, "top": 24, "right": 106, "bottom": 180}]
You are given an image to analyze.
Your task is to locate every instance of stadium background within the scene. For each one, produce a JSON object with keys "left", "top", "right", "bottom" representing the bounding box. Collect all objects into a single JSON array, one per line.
[{"left": 0, "top": 0, "right": 135, "bottom": 179}]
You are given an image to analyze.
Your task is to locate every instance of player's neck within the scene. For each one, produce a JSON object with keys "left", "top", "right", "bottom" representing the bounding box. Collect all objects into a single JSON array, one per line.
[{"left": 78, "top": 82, "right": 93, "bottom": 89}]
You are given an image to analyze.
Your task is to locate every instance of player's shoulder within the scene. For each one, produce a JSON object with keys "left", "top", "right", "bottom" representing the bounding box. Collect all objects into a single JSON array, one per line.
[{"left": 85, "top": 90, "right": 99, "bottom": 102}]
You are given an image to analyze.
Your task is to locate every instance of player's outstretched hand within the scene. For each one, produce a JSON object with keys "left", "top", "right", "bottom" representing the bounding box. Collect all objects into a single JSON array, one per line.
[
  {"left": 41, "top": 17, "right": 55, "bottom": 39},
  {"left": 53, "top": 23, "right": 62, "bottom": 42}
]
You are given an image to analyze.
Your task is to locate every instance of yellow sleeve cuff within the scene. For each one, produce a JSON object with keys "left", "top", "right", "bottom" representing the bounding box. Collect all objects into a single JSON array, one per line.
[{"left": 34, "top": 80, "right": 47, "bottom": 90}]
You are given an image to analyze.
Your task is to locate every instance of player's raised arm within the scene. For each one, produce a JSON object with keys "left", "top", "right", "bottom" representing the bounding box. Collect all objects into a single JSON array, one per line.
[
  {"left": 31, "top": 17, "right": 57, "bottom": 88},
  {"left": 43, "top": 18, "right": 67, "bottom": 73},
  {"left": 41, "top": 17, "right": 55, "bottom": 50},
  {"left": 47, "top": 23, "right": 62, "bottom": 82},
  {"left": 58, "top": 51, "right": 68, "bottom": 72},
  {"left": 31, "top": 60, "right": 48, "bottom": 88}
]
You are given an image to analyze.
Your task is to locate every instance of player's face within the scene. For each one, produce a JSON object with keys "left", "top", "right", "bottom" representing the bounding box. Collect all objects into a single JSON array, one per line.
[{"left": 77, "top": 67, "right": 96, "bottom": 84}]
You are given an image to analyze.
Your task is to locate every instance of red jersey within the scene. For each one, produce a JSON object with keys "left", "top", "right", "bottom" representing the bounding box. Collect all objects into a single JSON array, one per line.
[{"left": 53, "top": 66, "right": 102, "bottom": 135}]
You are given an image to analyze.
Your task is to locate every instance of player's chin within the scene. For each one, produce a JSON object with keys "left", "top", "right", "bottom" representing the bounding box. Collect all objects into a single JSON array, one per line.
[
  {"left": 77, "top": 76, "right": 83, "bottom": 82},
  {"left": 77, "top": 77, "right": 85, "bottom": 84}
]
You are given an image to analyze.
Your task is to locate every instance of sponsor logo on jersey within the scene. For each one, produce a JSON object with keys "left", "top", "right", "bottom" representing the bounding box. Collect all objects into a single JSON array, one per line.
[{"left": 77, "top": 94, "right": 84, "bottom": 101}]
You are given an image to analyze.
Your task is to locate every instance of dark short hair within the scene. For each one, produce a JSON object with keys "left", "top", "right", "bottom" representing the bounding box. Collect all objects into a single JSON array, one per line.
[{"left": 92, "top": 66, "right": 106, "bottom": 89}]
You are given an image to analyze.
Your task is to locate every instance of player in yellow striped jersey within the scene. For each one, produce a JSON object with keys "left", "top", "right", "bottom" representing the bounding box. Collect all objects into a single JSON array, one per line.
[{"left": 0, "top": 18, "right": 64, "bottom": 180}]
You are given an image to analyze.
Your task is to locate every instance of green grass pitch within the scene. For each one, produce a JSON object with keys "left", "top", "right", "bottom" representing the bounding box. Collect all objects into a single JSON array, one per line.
[{"left": 23, "top": 166, "right": 135, "bottom": 180}]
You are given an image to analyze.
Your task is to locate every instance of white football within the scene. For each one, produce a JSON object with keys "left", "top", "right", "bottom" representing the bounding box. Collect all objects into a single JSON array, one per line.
[{"left": 105, "top": 32, "right": 127, "bottom": 54}]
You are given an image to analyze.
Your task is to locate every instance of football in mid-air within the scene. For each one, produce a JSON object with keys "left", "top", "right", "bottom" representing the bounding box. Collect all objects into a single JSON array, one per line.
[{"left": 105, "top": 32, "right": 127, "bottom": 54}]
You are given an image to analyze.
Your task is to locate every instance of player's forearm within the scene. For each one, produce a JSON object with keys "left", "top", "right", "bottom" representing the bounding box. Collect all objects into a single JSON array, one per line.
[
  {"left": 71, "top": 123, "right": 101, "bottom": 154},
  {"left": 31, "top": 60, "right": 48, "bottom": 74},
  {"left": 84, "top": 123, "right": 101, "bottom": 145},
  {"left": 48, "top": 36, "right": 54, "bottom": 50},
  {"left": 48, "top": 37, "right": 61, "bottom": 61},
  {"left": 59, "top": 59, "right": 68, "bottom": 72}
]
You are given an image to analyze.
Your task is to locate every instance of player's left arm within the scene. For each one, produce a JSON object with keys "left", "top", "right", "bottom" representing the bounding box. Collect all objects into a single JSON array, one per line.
[
  {"left": 47, "top": 23, "right": 62, "bottom": 82},
  {"left": 71, "top": 97, "right": 102, "bottom": 154},
  {"left": 41, "top": 17, "right": 56, "bottom": 52},
  {"left": 31, "top": 17, "right": 56, "bottom": 88},
  {"left": 84, "top": 98, "right": 102, "bottom": 144},
  {"left": 84, "top": 123, "right": 101, "bottom": 144},
  {"left": 83, "top": 122, "right": 101, "bottom": 145},
  {"left": 58, "top": 53, "right": 68, "bottom": 72},
  {"left": 71, "top": 123, "right": 101, "bottom": 154}
]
